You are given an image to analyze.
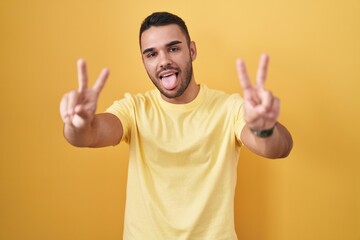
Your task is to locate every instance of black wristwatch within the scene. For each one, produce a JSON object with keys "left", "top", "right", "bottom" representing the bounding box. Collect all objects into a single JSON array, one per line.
[{"left": 250, "top": 124, "right": 276, "bottom": 138}]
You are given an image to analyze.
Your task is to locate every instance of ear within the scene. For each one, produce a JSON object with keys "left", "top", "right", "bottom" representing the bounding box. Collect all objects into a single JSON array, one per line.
[{"left": 189, "top": 41, "right": 197, "bottom": 61}]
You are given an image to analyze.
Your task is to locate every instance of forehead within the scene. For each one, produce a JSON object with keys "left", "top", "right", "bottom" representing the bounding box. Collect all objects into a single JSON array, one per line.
[{"left": 140, "top": 24, "right": 187, "bottom": 50}]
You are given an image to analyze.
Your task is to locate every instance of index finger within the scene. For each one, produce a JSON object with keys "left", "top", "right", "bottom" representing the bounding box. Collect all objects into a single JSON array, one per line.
[
  {"left": 236, "top": 58, "right": 252, "bottom": 90},
  {"left": 77, "top": 59, "right": 88, "bottom": 92},
  {"left": 92, "top": 68, "right": 110, "bottom": 94},
  {"left": 256, "top": 54, "right": 269, "bottom": 88}
]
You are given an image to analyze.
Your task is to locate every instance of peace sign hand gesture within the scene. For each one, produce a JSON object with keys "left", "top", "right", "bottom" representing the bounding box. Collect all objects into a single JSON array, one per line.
[
  {"left": 60, "top": 59, "right": 109, "bottom": 129},
  {"left": 236, "top": 54, "right": 279, "bottom": 131}
]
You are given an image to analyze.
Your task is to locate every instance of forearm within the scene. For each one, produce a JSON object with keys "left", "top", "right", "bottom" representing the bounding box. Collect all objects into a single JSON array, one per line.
[
  {"left": 241, "top": 122, "right": 293, "bottom": 159},
  {"left": 63, "top": 121, "right": 96, "bottom": 147},
  {"left": 63, "top": 113, "right": 123, "bottom": 148}
]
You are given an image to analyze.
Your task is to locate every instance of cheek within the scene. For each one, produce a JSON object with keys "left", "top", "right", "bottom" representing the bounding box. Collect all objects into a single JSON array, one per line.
[
  {"left": 143, "top": 62, "right": 155, "bottom": 73},
  {"left": 178, "top": 56, "right": 192, "bottom": 70}
]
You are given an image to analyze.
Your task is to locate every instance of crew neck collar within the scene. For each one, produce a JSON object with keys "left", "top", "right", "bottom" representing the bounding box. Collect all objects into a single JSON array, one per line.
[{"left": 156, "top": 84, "right": 206, "bottom": 111}]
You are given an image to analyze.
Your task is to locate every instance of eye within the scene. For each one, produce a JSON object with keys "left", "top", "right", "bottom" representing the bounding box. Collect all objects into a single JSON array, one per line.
[
  {"left": 169, "top": 46, "right": 179, "bottom": 52},
  {"left": 147, "top": 52, "right": 157, "bottom": 58}
]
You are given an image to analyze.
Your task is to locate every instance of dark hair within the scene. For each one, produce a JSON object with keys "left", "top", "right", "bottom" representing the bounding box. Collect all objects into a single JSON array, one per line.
[{"left": 139, "top": 12, "right": 191, "bottom": 46}]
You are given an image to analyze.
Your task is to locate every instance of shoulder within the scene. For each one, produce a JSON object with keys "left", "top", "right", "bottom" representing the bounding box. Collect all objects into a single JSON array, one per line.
[
  {"left": 106, "top": 89, "right": 158, "bottom": 116},
  {"left": 116, "top": 89, "right": 159, "bottom": 107},
  {"left": 203, "top": 85, "right": 243, "bottom": 106}
]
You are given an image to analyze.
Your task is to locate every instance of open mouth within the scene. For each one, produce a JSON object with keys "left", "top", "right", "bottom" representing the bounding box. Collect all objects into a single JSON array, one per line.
[{"left": 159, "top": 72, "right": 179, "bottom": 80}]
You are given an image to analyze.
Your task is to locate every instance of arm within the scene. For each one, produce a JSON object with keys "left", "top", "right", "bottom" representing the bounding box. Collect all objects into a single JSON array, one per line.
[
  {"left": 60, "top": 59, "right": 123, "bottom": 147},
  {"left": 236, "top": 54, "right": 293, "bottom": 159},
  {"left": 241, "top": 122, "right": 293, "bottom": 159},
  {"left": 63, "top": 113, "right": 123, "bottom": 147}
]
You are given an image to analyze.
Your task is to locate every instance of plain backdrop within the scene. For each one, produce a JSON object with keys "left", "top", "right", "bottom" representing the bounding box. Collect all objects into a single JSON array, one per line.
[{"left": 0, "top": 0, "right": 359, "bottom": 239}]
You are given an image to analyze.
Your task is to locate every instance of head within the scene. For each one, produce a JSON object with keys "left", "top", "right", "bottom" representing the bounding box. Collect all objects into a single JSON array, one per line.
[
  {"left": 139, "top": 12, "right": 191, "bottom": 47},
  {"left": 139, "top": 12, "right": 198, "bottom": 103}
]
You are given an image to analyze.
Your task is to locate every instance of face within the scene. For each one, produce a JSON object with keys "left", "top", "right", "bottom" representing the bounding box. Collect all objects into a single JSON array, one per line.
[{"left": 140, "top": 24, "right": 197, "bottom": 103}]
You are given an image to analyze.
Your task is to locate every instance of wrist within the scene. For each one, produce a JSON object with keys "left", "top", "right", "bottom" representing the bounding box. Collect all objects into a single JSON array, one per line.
[
  {"left": 250, "top": 123, "right": 277, "bottom": 138},
  {"left": 63, "top": 121, "right": 94, "bottom": 147}
]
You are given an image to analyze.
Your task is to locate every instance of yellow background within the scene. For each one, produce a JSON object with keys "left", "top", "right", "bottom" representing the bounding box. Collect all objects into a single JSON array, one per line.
[{"left": 0, "top": 0, "right": 359, "bottom": 239}]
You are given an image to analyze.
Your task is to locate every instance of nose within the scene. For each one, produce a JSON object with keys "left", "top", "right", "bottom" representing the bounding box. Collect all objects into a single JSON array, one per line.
[{"left": 158, "top": 51, "right": 173, "bottom": 69}]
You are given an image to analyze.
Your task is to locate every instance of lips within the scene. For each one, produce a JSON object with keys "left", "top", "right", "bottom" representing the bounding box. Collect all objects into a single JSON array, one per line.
[{"left": 159, "top": 71, "right": 178, "bottom": 79}]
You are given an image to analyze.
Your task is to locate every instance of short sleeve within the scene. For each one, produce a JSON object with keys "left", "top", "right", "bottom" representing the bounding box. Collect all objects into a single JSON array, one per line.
[
  {"left": 233, "top": 95, "right": 246, "bottom": 145},
  {"left": 105, "top": 93, "right": 134, "bottom": 143}
]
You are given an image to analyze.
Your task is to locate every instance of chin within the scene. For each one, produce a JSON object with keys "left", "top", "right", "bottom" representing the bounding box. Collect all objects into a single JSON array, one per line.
[{"left": 161, "top": 89, "right": 182, "bottom": 99}]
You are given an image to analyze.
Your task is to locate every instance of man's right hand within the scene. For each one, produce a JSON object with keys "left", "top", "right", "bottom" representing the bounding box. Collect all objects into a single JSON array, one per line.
[{"left": 60, "top": 59, "right": 109, "bottom": 129}]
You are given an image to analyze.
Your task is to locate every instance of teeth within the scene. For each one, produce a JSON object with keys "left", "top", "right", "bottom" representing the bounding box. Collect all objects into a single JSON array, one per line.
[
  {"left": 160, "top": 73, "right": 174, "bottom": 79},
  {"left": 159, "top": 70, "right": 179, "bottom": 79}
]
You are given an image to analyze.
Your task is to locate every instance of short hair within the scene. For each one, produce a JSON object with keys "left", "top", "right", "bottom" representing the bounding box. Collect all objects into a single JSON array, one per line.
[{"left": 139, "top": 12, "right": 191, "bottom": 47}]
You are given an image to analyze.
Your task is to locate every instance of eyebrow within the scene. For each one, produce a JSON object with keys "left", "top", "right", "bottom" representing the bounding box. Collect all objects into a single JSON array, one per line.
[{"left": 142, "top": 40, "right": 183, "bottom": 55}]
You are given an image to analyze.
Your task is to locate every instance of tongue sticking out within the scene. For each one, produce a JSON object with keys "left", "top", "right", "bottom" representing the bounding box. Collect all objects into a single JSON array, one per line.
[{"left": 161, "top": 74, "right": 177, "bottom": 90}]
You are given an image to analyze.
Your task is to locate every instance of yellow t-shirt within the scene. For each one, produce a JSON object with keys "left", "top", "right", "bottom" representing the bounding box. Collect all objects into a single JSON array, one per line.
[{"left": 106, "top": 85, "right": 245, "bottom": 240}]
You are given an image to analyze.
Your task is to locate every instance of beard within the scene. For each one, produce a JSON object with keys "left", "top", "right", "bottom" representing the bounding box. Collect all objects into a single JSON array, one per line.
[{"left": 147, "top": 59, "right": 193, "bottom": 99}]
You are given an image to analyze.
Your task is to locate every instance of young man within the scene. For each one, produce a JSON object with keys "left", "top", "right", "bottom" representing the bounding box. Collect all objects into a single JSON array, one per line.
[{"left": 60, "top": 12, "right": 292, "bottom": 240}]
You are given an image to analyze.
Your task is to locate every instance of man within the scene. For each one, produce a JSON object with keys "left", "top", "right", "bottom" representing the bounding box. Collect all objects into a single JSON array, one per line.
[{"left": 60, "top": 12, "right": 292, "bottom": 240}]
